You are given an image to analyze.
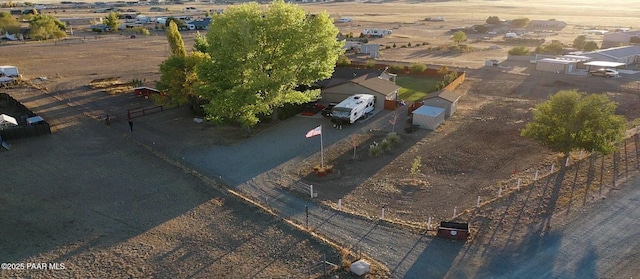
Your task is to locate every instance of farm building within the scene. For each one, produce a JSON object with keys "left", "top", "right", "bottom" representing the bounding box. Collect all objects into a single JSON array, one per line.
[
  {"left": 412, "top": 105, "right": 445, "bottom": 131},
  {"left": 134, "top": 87, "right": 162, "bottom": 99},
  {"left": 421, "top": 90, "right": 461, "bottom": 118},
  {"left": 526, "top": 20, "right": 567, "bottom": 30},
  {"left": 535, "top": 58, "right": 578, "bottom": 73},
  {"left": 578, "top": 46, "right": 640, "bottom": 66},
  {"left": 318, "top": 68, "right": 400, "bottom": 110},
  {"left": 358, "top": 44, "right": 380, "bottom": 59},
  {"left": 602, "top": 30, "right": 640, "bottom": 49}
]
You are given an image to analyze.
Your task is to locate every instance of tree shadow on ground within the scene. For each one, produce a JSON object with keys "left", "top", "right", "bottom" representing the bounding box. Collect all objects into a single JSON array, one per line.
[{"left": 403, "top": 237, "right": 465, "bottom": 279}]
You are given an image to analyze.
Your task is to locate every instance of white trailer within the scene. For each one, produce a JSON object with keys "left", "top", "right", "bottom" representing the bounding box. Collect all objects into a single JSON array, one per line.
[
  {"left": 0, "top": 66, "right": 20, "bottom": 77},
  {"left": 331, "top": 94, "right": 375, "bottom": 124},
  {"left": 363, "top": 28, "right": 392, "bottom": 37}
]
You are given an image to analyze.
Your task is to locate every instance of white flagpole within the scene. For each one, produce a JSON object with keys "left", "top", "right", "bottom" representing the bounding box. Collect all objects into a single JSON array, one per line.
[{"left": 320, "top": 125, "right": 324, "bottom": 168}]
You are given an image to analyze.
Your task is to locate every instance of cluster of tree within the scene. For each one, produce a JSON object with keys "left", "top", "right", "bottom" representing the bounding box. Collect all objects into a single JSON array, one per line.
[
  {"left": 156, "top": 0, "right": 343, "bottom": 128},
  {"left": 485, "top": 16, "right": 530, "bottom": 28},
  {"left": 572, "top": 35, "right": 599, "bottom": 51},
  {"left": 436, "top": 66, "right": 458, "bottom": 90},
  {"left": 486, "top": 16, "right": 501, "bottom": 25},
  {"left": 510, "top": 18, "right": 530, "bottom": 28},
  {"left": 535, "top": 41, "right": 564, "bottom": 55},
  {"left": 0, "top": 11, "right": 66, "bottom": 40},
  {"left": 522, "top": 90, "right": 625, "bottom": 158},
  {"left": 508, "top": 46, "right": 530, "bottom": 56},
  {"left": 0, "top": 12, "right": 21, "bottom": 34}
]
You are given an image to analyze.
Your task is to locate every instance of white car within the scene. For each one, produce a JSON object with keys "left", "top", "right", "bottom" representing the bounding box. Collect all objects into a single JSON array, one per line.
[{"left": 590, "top": 68, "right": 618, "bottom": 78}]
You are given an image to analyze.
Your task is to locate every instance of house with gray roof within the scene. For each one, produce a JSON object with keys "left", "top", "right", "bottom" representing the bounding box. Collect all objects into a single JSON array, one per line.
[
  {"left": 602, "top": 30, "right": 640, "bottom": 48},
  {"left": 579, "top": 46, "right": 640, "bottom": 66},
  {"left": 421, "top": 90, "right": 461, "bottom": 118},
  {"left": 319, "top": 68, "right": 400, "bottom": 110}
]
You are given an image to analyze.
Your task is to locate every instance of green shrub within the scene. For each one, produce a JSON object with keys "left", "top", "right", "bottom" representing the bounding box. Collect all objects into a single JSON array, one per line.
[
  {"left": 389, "top": 64, "right": 405, "bottom": 73},
  {"left": 409, "top": 63, "right": 426, "bottom": 73},
  {"left": 364, "top": 59, "right": 376, "bottom": 68},
  {"left": 508, "top": 46, "right": 530, "bottom": 56},
  {"left": 407, "top": 42, "right": 412, "bottom": 47},
  {"left": 392, "top": 43, "right": 396, "bottom": 48},
  {"left": 386, "top": 132, "right": 400, "bottom": 144},
  {"left": 401, "top": 44, "right": 407, "bottom": 48},
  {"left": 379, "top": 139, "right": 391, "bottom": 151},
  {"left": 369, "top": 144, "right": 383, "bottom": 157},
  {"left": 337, "top": 55, "right": 351, "bottom": 66}
]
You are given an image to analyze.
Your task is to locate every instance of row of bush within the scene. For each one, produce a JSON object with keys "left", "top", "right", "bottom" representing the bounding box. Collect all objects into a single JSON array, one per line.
[{"left": 369, "top": 132, "right": 401, "bottom": 156}]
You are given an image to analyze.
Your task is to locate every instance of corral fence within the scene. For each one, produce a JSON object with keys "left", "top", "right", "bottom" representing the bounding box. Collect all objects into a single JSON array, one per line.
[
  {"left": 100, "top": 105, "right": 166, "bottom": 125},
  {"left": 0, "top": 93, "right": 51, "bottom": 141}
]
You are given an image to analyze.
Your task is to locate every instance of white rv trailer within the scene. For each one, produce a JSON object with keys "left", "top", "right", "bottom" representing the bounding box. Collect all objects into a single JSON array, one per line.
[
  {"left": 363, "top": 28, "right": 392, "bottom": 37},
  {"left": 331, "top": 94, "right": 375, "bottom": 124}
]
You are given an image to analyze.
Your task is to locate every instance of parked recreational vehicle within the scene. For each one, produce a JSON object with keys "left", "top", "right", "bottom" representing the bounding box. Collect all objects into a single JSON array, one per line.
[
  {"left": 363, "top": 28, "right": 392, "bottom": 37},
  {"left": 331, "top": 94, "right": 375, "bottom": 124}
]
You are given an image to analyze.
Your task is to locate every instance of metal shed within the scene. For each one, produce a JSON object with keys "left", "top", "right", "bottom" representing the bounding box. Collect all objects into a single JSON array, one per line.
[
  {"left": 412, "top": 105, "right": 445, "bottom": 131},
  {"left": 0, "top": 114, "right": 18, "bottom": 129},
  {"left": 535, "top": 58, "right": 577, "bottom": 73}
]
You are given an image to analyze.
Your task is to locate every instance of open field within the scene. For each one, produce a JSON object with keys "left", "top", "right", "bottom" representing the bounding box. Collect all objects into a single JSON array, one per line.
[{"left": 2, "top": 0, "right": 640, "bottom": 277}]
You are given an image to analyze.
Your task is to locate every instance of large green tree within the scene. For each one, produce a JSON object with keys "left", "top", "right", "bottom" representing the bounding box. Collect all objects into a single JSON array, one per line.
[
  {"left": 0, "top": 12, "right": 21, "bottom": 34},
  {"left": 573, "top": 34, "right": 587, "bottom": 49},
  {"left": 166, "top": 21, "right": 186, "bottom": 57},
  {"left": 28, "top": 14, "right": 66, "bottom": 40},
  {"left": 156, "top": 21, "right": 208, "bottom": 108},
  {"left": 452, "top": 30, "right": 466, "bottom": 45},
  {"left": 521, "top": 90, "right": 625, "bottom": 157},
  {"left": 196, "top": 0, "right": 343, "bottom": 127},
  {"left": 104, "top": 12, "right": 119, "bottom": 31}
]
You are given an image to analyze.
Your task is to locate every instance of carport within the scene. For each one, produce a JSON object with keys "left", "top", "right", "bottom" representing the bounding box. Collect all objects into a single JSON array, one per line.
[{"left": 583, "top": 61, "right": 625, "bottom": 71}]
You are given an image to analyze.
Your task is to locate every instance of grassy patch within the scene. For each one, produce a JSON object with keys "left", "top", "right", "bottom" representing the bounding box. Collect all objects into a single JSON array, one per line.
[{"left": 396, "top": 76, "right": 440, "bottom": 102}]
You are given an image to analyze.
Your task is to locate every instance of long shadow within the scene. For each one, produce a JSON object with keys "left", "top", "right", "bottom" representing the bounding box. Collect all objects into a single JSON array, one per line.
[
  {"left": 477, "top": 228, "right": 563, "bottom": 278},
  {"left": 541, "top": 168, "right": 568, "bottom": 229},
  {"left": 565, "top": 160, "right": 583, "bottom": 215},
  {"left": 403, "top": 237, "right": 465, "bottom": 279},
  {"left": 300, "top": 129, "right": 428, "bottom": 199}
]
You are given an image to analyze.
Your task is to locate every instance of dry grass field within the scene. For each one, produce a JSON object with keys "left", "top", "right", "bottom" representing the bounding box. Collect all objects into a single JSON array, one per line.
[{"left": 2, "top": 0, "right": 640, "bottom": 277}]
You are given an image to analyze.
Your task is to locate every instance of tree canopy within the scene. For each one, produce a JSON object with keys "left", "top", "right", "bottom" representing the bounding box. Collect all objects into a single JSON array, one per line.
[
  {"left": 573, "top": 35, "right": 587, "bottom": 49},
  {"left": 28, "top": 14, "right": 66, "bottom": 40},
  {"left": 0, "top": 12, "right": 21, "bottom": 34},
  {"left": 156, "top": 21, "right": 208, "bottom": 109},
  {"left": 486, "top": 16, "right": 500, "bottom": 25},
  {"left": 104, "top": 12, "right": 119, "bottom": 31},
  {"left": 510, "top": 18, "right": 530, "bottom": 28},
  {"left": 195, "top": 0, "right": 343, "bottom": 127},
  {"left": 452, "top": 30, "right": 466, "bottom": 45},
  {"left": 521, "top": 90, "right": 625, "bottom": 156}
]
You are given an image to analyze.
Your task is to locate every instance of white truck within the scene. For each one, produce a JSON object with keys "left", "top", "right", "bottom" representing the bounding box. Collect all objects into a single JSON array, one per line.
[
  {"left": 363, "top": 28, "right": 392, "bottom": 37},
  {"left": 331, "top": 94, "right": 376, "bottom": 124}
]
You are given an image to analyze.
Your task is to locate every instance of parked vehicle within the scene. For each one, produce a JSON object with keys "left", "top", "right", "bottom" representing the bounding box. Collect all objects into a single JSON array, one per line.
[
  {"left": 331, "top": 94, "right": 375, "bottom": 124},
  {"left": 321, "top": 103, "right": 337, "bottom": 117},
  {"left": 589, "top": 68, "right": 618, "bottom": 77},
  {"left": 363, "top": 28, "right": 392, "bottom": 37},
  {"left": 338, "top": 17, "right": 352, "bottom": 23}
]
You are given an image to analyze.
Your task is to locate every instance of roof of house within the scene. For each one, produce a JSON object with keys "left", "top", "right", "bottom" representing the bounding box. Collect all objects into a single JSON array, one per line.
[
  {"left": 528, "top": 20, "right": 566, "bottom": 26},
  {"left": 317, "top": 67, "right": 387, "bottom": 88},
  {"left": 606, "top": 30, "right": 640, "bottom": 38},
  {"left": 423, "top": 90, "right": 461, "bottom": 103},
  {"left": 354, "top": 77, "right": 401, "bottom": 96},
  {"left": 583, "top": 46, "right": 640, "bottom": 59}
]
